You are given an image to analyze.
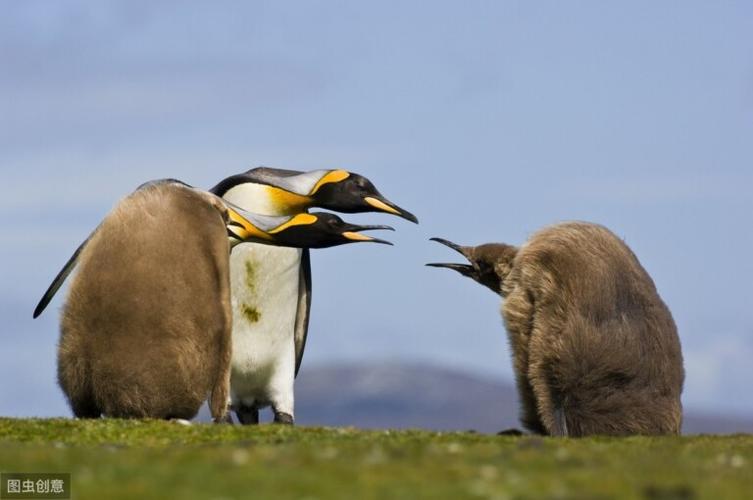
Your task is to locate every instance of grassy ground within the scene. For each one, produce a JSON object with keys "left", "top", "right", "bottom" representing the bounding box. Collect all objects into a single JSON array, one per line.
[{"left": 0, "top": 418, "right": 751, "bottom": 499}]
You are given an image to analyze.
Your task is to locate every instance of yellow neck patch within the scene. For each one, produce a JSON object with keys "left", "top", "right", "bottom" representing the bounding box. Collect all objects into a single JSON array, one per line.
[
  {"left": 226, "top": 208, "right": 273, "bottom": 241},
  {"left": 266, "top": 185, "right": 312, "bottom": 215},
  {"left": 309, "top": 170, "right": 350, "bottom": 195},
  {"left": 269, "top": 213, "right": 318, "bottom": 234}
]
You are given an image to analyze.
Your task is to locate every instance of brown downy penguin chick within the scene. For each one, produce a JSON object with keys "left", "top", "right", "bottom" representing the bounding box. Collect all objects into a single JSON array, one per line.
[
  {"left": 428, "top": 222, "right": 684, "bottom": 436},
  {"left": 40, "top": 180, "right": 243, "bottom": 421}
]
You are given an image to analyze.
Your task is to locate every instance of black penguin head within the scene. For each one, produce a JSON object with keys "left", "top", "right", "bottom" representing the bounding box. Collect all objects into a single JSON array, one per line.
[
  {"left": 269, "top": 212, "right": 395, "bottom": 248},
  {"left": 226, "top": 208, "right": 395, "bottom": 249},
  {"left": 427, "top": 238, "right": 518, "bottom": 295},
  {"left": 210, "top": 167, "right": 418, "bottom": 223},
  {"left": 308, "top": 170, "right": 419, "bottom": 224}
]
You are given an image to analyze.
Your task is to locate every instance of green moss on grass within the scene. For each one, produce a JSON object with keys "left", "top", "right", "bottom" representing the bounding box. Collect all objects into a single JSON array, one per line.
[{"left": 0, "top": 418, "right": 751, "bottom": 500}]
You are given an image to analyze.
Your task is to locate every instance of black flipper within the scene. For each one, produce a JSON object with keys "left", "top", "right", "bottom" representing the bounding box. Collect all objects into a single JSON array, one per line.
[
  {"left": 293, "top": 248, "right": 312, "bottom": 377},
  {"left": 32, "top": 236, "right": 91, "bottom": 318}
]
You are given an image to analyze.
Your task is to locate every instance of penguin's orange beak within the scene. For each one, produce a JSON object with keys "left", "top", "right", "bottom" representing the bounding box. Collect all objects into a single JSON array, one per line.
[{"left": 363, "top": 196, "right": 419, "bottom": 224}]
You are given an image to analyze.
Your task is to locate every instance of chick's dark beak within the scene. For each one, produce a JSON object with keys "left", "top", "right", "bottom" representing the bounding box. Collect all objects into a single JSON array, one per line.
[
  {"left": 429, "top": 237, "right": 466, "bottom": 254},
  {"left": 426, "top": 237, "right": 475, "bottom": 276},
  {"left": 425, "top": 262, "right": 475, "bottom": 276},
  {"left": 363, "top": 196, "right": 419, "bottom": 224}
]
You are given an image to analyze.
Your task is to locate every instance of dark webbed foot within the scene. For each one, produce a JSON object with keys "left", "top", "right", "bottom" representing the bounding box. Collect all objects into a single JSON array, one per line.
[
  {"left": 273, "top": 411, "right": 294, "bottom": 425},
  {"left": 236, "top": 405, "right": 260, "bottom": 425}
]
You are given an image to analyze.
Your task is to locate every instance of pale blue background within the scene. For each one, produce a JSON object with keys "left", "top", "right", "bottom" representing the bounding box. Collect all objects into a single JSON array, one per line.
[{"left": 2, "top": 1, "right": 752, "bottom": 418}]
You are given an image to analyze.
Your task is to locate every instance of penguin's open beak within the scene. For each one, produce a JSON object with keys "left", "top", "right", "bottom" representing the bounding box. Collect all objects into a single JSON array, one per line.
[
  {"left": 426, "top": 237, "right": 475, "bottom": 276},
  {"left": 363, "top": 196, "right": 419, "bottom": 224},
  {"left": 342, "top": 223, "right": 395, "bottom": 245}
]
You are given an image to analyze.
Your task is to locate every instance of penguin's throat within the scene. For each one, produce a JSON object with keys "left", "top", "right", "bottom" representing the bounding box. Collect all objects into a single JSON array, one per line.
[{"left": 267, "top": 186, "right": 311, "bottom": 214}]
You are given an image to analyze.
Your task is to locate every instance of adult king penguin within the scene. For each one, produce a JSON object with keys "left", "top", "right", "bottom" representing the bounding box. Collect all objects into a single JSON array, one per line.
[
  {"left": 210, "top": 167, "right": 418, "bottom": 424},
  {"left": 33, "top": 179, "right": 394, "bottom": 422}
]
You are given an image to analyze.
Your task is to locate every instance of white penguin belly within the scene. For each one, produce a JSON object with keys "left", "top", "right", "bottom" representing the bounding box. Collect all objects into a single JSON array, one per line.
[{"left": 228, "top": 243, "right": 301, "bottom": 411}]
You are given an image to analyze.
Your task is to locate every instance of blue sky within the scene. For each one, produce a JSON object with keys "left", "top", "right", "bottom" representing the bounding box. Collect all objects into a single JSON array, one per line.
[{"left": 2, "top": 1, "right": 752, "bottom": 417}]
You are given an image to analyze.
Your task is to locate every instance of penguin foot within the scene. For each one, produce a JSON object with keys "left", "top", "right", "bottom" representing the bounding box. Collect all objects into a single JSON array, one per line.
[
  {"left": 273, "top": 412, "right": 294, "bottom": 425},
  {"left": 213, "top": 412, "right": 233, "bottom": 424},
  {"left": 236, "top": 406, "right": 260, "bottom": 425}
]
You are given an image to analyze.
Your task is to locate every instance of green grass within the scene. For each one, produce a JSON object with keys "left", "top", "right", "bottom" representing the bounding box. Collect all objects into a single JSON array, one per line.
[{"left": 0, "top": 418, "right": 751, "bottom": 499}]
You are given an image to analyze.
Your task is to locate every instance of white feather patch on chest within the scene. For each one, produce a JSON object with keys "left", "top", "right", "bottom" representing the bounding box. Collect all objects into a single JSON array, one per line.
[{"left": 227, "top": 243, "right": 301, "bottom": 410}]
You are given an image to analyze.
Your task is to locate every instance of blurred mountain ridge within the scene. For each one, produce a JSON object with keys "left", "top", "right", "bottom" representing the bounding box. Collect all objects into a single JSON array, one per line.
[{"left": 199, "top": 362, "right": 753, "bottom": 435}]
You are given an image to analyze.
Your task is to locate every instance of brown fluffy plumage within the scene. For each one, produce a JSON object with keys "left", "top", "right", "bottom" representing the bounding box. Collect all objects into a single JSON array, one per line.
[
  {"left": 57, "top": 182, "right": 234, "bottom": 421},
  {"left": 430, "top": 222, "right": 684, "bottom": 436}
]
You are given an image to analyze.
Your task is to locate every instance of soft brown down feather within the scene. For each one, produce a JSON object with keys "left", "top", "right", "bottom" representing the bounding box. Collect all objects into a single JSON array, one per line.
[
  {"left": 452, "top": 222, "right": 683, "bottom": 436},
  {"left": 57, "top": 182, "right": 233, "bottom": 421}
]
